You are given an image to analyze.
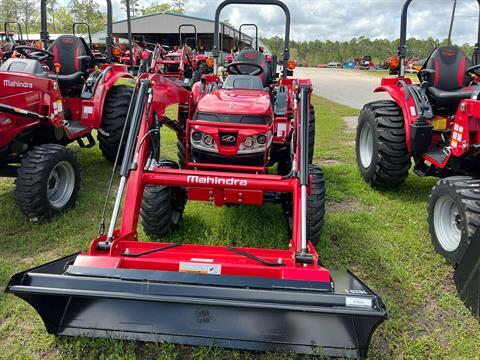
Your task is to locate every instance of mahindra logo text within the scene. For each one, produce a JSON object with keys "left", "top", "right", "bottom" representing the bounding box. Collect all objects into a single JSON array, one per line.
[
  {"left": 187, "top": 175, "right": 248, "bottom": 186},
  {"left": 221, "top": 135, "right": 236, "bottom": 143},
  {"left": 3, "top": 80, "right": 33, "bottom": 88}
]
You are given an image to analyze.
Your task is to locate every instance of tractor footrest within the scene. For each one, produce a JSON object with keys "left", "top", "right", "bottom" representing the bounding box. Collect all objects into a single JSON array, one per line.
[
  {"left": 424, "top": 147, "right": 448, "bottom": 165},
  {"left": 64, "top": 121, "right": 92, "bottom": 139}
]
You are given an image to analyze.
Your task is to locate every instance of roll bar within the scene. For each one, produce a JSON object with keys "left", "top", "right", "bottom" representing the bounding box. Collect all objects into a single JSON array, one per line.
[
  {"left": 238, "top": 24, "right": 258, "bottom": 50},
  {"left": 398, "top": 0, "right": 480, "bottom": 77},
  {"left": 179, "top": 24, "right": 198, "bottom": 49},
  {"left": 212, "top": 0, "right": 291, "bottom": 78},
  {"left": 40, "top": 0, "right": 113, "bottom": 63},
  {"left": 4, "top": 22, "right": 23, "bottom": 43},
  {"left": 73, "top": 22, "right": 93, "bottom": 45}
]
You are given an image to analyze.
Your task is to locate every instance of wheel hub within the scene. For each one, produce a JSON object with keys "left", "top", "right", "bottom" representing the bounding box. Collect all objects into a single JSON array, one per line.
[
  {"left": 434, "top": 195, "right": 462, "bottom": 252},
  {"left": 46, "top": 161, "right": 76, "bottom": 209},
  {"left": 359, "top": 122, "right": 374, "bottom": 168}
]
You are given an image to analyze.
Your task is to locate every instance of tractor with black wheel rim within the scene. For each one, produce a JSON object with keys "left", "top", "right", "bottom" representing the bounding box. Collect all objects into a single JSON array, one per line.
[
  {"left": 355, "top": 0, "right": 480, "bottom": 265},
  {"left": 0, "top": 0, "right": 133, "bottom": 220}
]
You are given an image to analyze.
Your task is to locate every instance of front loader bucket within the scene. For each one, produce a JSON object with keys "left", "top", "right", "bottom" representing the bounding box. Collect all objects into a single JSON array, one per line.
[
  {"left": 6, "top": 254, "right": 386, "bottom": 358},
  {"left": 454, "top": 230, "right": 480, "bottom": 319}
]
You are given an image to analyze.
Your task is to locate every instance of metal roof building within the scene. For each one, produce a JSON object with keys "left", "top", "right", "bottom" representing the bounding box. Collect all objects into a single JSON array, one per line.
[{"left": 92, "top": 12, "right": 261, "bottom": 53}]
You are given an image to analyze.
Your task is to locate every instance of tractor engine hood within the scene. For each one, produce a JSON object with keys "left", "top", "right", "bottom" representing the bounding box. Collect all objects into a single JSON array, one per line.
[{"left": 197, "top": 89, "right": 271, "bottom": 116}]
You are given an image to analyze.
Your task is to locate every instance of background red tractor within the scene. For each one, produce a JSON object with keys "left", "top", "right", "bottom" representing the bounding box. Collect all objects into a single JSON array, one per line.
[
  {"left": 0, "top": 22, "right": 26, "bottom": 62},
  {"left": 154, "top": 24, "right": 213, "bottom": 87},
  {"left": 0, "top": 0, "right": 133, "bottom": 220},
  {"left": 355, "top": 0, "right": 480, "bottom": 290}
]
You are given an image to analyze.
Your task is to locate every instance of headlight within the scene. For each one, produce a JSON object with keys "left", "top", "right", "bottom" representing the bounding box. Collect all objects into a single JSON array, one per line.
[
  {"left": 192, "top": 131, "right": 202, "bottom": 141},
  {"left": 243, "top": 137, "right": 255, "bottom": 149},
  {"left": 257, "top": 134, "right": 267, "bottom": 145},
  {"left": 190, "top": 130, "right": 218, "bottom": 153},
  {"left": 203, "top": 134, "right": 214, "bottom": 147},
  {"left": 238, "top": 133, "right": 272, "bottom": 154}
]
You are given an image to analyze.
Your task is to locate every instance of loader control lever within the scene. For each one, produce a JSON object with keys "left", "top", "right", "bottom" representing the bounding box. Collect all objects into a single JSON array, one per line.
[{"left": 466, "top": 64, "right": 480, "bottom": 79}]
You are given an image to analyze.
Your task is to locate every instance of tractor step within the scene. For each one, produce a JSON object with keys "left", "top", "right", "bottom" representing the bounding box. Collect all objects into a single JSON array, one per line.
[
  {"left": 423, "top": 147, "right": 448, "bottom": 165},
  {"left": 6, "top": 253, "right": 387, "bottom": 358},
  {"left": 64, "top": 121, "right": 92, "bottom": 139}
]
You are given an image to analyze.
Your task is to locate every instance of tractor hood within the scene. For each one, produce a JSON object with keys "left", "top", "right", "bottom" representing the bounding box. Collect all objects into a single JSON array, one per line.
[{"left": 197, "top": 89, "right": 271, "bottom": 115}]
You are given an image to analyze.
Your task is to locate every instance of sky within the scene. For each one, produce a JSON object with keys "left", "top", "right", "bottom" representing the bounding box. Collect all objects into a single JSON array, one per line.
[{"left": 103, "top": 0, "right": 480, "bottom": 44}]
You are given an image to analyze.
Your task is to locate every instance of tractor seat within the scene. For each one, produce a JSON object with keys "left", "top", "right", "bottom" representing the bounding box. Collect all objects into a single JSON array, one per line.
[
  {"left": 47, "top": 72, "right": 85, "bottom": 88},
  {"left": 233, "top": 49, "right": 270, "bottom": 86},
  {"left": 421, "top": 46, "right": 474, "bottom": 109},
  {"left": 427, "top": 87, "right": 476, "bottom": 108},
  {"left": 46, "top": 35, "right": 94, "bottom": 90}
]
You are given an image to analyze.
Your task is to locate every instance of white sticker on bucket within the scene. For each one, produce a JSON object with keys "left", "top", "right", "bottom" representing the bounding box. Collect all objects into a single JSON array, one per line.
[
  {"left": 179, "top": 262, "right": 221, "bottom": 275},
  {"left": 345, "top": 297, "right": 372, "bottom": 308}
]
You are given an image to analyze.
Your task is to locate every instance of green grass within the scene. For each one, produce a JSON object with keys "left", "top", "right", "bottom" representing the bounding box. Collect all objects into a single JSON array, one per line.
[{"left": 1, "top": 96, "right": 480, "bottom": 359}]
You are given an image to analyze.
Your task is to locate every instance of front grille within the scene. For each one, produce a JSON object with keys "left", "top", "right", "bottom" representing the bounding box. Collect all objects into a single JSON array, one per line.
[{"left": 194, "top": 112, "right": 271, "bottom": 124}]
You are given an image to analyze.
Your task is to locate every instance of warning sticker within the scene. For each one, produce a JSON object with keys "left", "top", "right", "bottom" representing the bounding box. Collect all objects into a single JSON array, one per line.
[
  {"left": 276, "top": 123, "right": 287, "bottom": 137},
  {"left": 345, "top": 296, "right": 372, "bottom": 308},
  {"left": 83, "top": 106, "right": 93, "bottom": 119},
  {"left": 179, "top": 262, "right": 221, "bottom": 275},
  {"left": 409, "top": 106, "right": 416, "bottom": 116}
]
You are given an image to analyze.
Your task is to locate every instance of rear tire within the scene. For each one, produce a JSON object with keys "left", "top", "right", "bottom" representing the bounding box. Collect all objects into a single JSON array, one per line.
[
  {"left": 15, "top": 144, "right": 81, "bottom": 220},
  {"left": 428, "top": 176, "right": 480, "bottom": 265},
  {"left": 140, "top": 164, "right": 187, "bottom": 238},
  {"left": 355, "top": 100, "right": 411, "bottom": 188},
  {"left": 98, "top": 85, "right": 133, "bottom": 163},
  {"left": 282, "top": 164, "right": 326, "bottom": 246}
]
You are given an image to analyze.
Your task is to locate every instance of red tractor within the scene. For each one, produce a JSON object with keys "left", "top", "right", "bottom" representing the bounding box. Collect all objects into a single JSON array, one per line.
[
  {"left": 356, "top": 0, "right": 480, "bottom": 268},
  {"left": 0, "top": 0, "right": 133, "bottom": 220},
  {"left": 0, "top": 22, "right": 25, "bottom": 62},
  {"left": 155, "top": 24, "right": 213, "bottom": 86},
  {"left": 6, "top": 0, "right": 386, "bottom": 357}
]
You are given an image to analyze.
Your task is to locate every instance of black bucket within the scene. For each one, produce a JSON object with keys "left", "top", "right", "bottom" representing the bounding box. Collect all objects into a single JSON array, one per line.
[
  {"left": 455, "top": 230, "right": 480, "bottom": 320},
  {"left": 6, "top": 254, "right": 387, "bottom": 358}
]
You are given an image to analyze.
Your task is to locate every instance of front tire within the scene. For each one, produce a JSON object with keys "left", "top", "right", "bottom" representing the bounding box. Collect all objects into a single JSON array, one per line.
[
  {"left": 355, "top": 100, "right": 411, "bottom": 188},
  {"left": 15, "top": 144, "right": 81, "bottom": 220},
  {"left": 282, "top": 164, "right": 326, "bottom": 246},
  {"left": 98, "top": 85, "right": 133, "bottom": 163},
  {"left": 428, "top": 177, "right": 480, "bottom": 265},
  {"left": 140, "top": 164, "right": 187, "bottom": 238}
]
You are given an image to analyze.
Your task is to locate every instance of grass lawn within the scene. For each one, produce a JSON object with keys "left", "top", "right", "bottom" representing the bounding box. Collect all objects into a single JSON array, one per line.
[{"left": 1, "top": 96, "right": 480, "bottom": 359}]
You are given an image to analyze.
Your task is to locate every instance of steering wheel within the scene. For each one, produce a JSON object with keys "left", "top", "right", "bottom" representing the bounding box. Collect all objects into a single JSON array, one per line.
[
  {"left": 466, "top": 64, "right": 480, "bottom": 78},
  {"left": 227, "top": 61, "right": 264, "bottom": 76},
  {"left": 14, "top": 46, "right": 54, "bottom": 62}
]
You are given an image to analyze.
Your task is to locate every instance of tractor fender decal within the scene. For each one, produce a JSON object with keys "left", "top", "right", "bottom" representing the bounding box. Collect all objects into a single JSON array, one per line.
[
  {"left": 113, "top": 77, "right": 136, "bottom": 88},
  {"left": 90, "top": 72, "right": 135, "bottom": 129}
]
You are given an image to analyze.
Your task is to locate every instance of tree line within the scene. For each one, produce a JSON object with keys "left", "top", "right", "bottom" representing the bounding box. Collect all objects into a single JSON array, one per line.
[
  {"left": 0, "top": 0, "right": 188, "bottom": 35},
  {"left": 261, "top": 36, "right": 475, "bottom": 65}
]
